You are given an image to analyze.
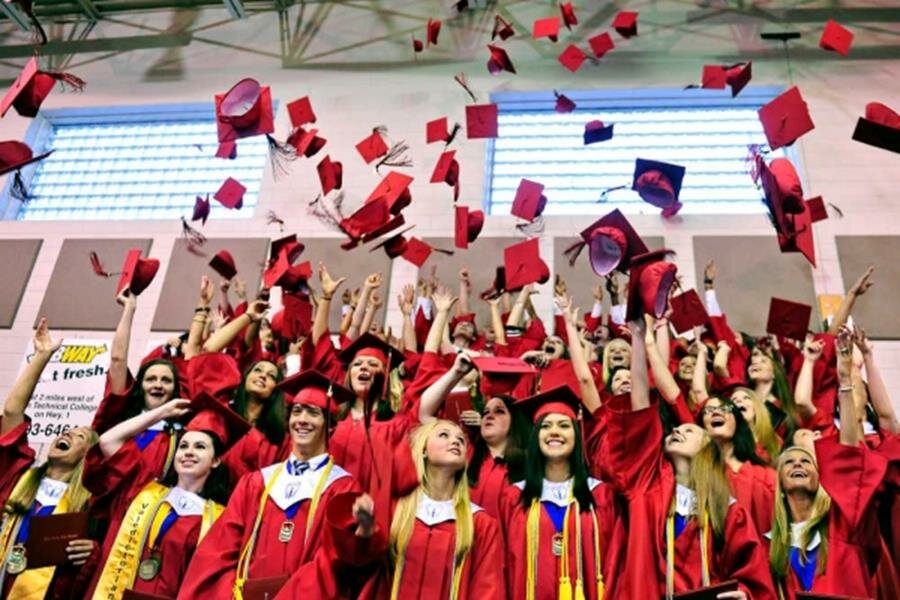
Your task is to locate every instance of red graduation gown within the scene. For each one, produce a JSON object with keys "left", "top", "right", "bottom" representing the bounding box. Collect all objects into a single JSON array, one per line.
[
  {"left": 222, "top": 427, "right": 291, "bottom": 484},
  {"left": 177, "top": 457, "right": 362, "bottom": 599},
  {"left": 726, "top": 461, "right": 776, "bottom": 540},
  {"left": 777, "top": 436, "right": 888, "bottom": 599},
  {"left": 601, "top": 402, "right": 778, "bottom": 600},
  {"left": 468, "top": 455, "right": 510, "bottom": 519},
  {"left": 0, "top": 417, "right": 35, "bottom": 505}
]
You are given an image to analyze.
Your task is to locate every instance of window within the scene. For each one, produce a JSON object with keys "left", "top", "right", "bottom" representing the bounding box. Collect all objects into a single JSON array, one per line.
[
  {"left": 486, "top": 87, "right": 787, "bottom": 216},
  {"left": 4, "top": 103, "right": 269, "bottom": 221}
]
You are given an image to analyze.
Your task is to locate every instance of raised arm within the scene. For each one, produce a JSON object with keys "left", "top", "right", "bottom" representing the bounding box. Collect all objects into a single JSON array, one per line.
[
  {"left": 629, "top": 319, "right": 650, "bottom": 411},
  {"left": 643, "top": 315, "right": 681, "bottom": 404},
  {"left": 835, "top": 328, "right": 860, "bottom": 446},
  {"left": 487, "top": 296, "right": 506, "bottom": 347},
  {"left": 184, "top": 276, "right": 214, "bottom": 359},
  {"left": 98, "top": 398, "right": 191, "bottom": 458},
  {"left": 311, "top": 263, "right": 346, "bottom": 343},
  {"left": 397, "top": 284, "right": 417, "bottom": 353},
  {"left": 855, "top": 328, "right": 898, "bottom": 434},
  {"left": 793, "top": 337, "right": 824, "bottom": 421},
  {"left": 347, "top": 272, "right": 382, "bottom": 340},
  {"left": 425, "top": 287, "right": 457, "bottom": 353},
  {"left": 655, "top": 316, "right": 671, "bottom": 367},
  {"left": 712, "top": 340, "right": 732, "bottom": 378},
  {"left": 419, "top": 351, "right": 474, "bottom": 423},
  {"left": 201, "top": 300, "right": 268, "bottom": 353},
  {"left": 827, "top": 266, "right": 874, "bottom": 335},
  {"left": 339, "top": 288, "right": 357, "bottom": 337},
  {"left": 457, "top": 268, "right": 471, "bottom": 316},
  {"left": 555, "top": 295, "right": 601, "bottom": 413},
  {"left": 506, "top": 284, "right": 533, "bottom": 329},
  {"left": 691, "top": 333, "right": 711, "bottom": 405},
  {"left": 359, "top": 290, "right": 382, "bottom": 337},
  {"left": 109, "top": 291, "right": 137, "bottom": 395},
  {"left": 1, "top": 319, "right": 61, "bottom": 436}
]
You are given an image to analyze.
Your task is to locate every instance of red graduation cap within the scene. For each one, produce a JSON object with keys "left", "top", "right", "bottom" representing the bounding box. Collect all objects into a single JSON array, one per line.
[
  {"left": 0, "top": 141, "right": 52, "bottom": 176},
  {"left": 338, "top": 332, "right": 404, "bottom": 370},
  {"left": 575, "top": 209, "right": 648, "bottom": 276},
  {"left": 365, "top": 170, "right": 414, "bottom": 215},
  {"left": 426, "top": 117, "right": 450, "bottom": 144},
  {"left": 214, "top": 78, "right": 275, "bottom": 143},
  {"left": 472, "top": 355, "right": 536, "bottom": 397},
  {"left": 492, "top": 14, "right": 515, "bottom": 41},
  {"left": 466, "top": 103, "right": 498, "bottom": 139},
  {"left": 612, "top": 11, "right": 638, "bottom": 38},
  {"left": 186, "top": 353, "right": 242, "bottom": 402},
  {"left": 487, "top": 44, "right": 517, "bottom": 75},
  {"left": 454, "top": 205, "right": 484, "bottom": 249},
  {"left": 269, "top": 234, "right": 303, "bottom": 263},
  {"left": 560, "top": 2, "right": 578, "bottom": 30},
  {"left": 186, "top": 393, "right": 251, "bottom": 451},
  {"left": 340, "top": 198, "right": 391, "bottom": 243},
  {"left": 214, "top": 177, "right": 246, "bottom": 210},
  {"left": 532, "top": 16, "right": 561, "bottom": 42},
  {"left": 401, "top": 237, "right": 433, "bottom": 268},
  {"left": 632, "top": 158, "right": 686, "bottom": 210},
  {"left": 758, "top": 86, "right": 815, "bottom": 150},
  {"left": 286, "top": 96, "right": 316, "bottom": 128},
  {"left": 511, "top": 178, "right": 547, "bottom": 222},
  {"left": 430, "top": 149, "right": 458, "bottom": 182},
  {"left": 116, "top": 249, "right": 160, "bottom": 297},
  {"left": 208, "top": 250, "right": 237, "bottom": 280},
  {"left": 316, "top": 155, "right": 343, "bottom": 196},
  {"left": 757, "top": 156, "right": 820, "bottom": 266},
  {"left": 701, "top": 65, "right": 727, "bottom": 90},
  {"left": 413, "top": 37, "right": 425, "bottom": 53},
  {"left": 277, "top": 369, "right": 355, "bottom": 414},
  {"left": 1, "top": 57, "right": 84, "bottom": 119},
  {"left": 555, "top": 92, "right": 576, "bottom": 113},
  {"left": 588, "top": 32, "right": 615, "bottom": 58},
  {"left": 191, "top": 195, "right": 210, "bottom": 225},
  {"left": 558, "top": 44, "right": 587, "bottom": 73},
  {"left": 669, "top": 289, "right": 710, "bottom": 334},
  {"left": 287, "top": 127, "right": 327, "bottom": 158},
  {"left": 583, "top": 120, "right": 614, "bottom": 145},
  {"left": 504, "top": 238, "right": 550, "bottom": 290},
  {"left": 263, "top": 242, "right": 309, "bottom": 289},
  {"left": 760, "top": 157, "right": 805, "bottom": 215},
  {"left": 356, "top": 129, "right": 389, "bottom": 164},
  {"left": 215, "top": 141, "right": 237, "bottom": 159},
  {"left": 280, "top": 261, "right": 313, "bottom": 291},
  {"left": 819, "top": 20, "right": 853, "bottom": 56},
  {"left": 725, "top": 62, "right": 752, "bottom": 97},
  {"left": 369, "top": 226, "right": 415, "bottom": 259},
  {"left": 766, "top": 297, "right": 811, "bottom": 341},
  {"left": 626, "top": 250, "right": 678, "bottom": 321},
  {"left": 852, "top": 101, "right": 900, "bottom": 154},
  {"left": 427, "top": 18, "right": 441, "bottom": 46},
  {"left": 516, "top": 384, "right": 581, "bottom": 423}
]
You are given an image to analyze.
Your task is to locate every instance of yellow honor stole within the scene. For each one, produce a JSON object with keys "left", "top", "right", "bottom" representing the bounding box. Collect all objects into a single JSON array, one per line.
[{"left": 0, "top": 469, "right": 72, "bottom": 600}]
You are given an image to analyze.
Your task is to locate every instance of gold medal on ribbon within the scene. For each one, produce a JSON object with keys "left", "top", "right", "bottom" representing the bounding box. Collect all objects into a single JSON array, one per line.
[
  {"left": 278, "top": 521, "right": 294, "bottom": 543},
  {"left": 137, "top": 555, "right": 161, "bottom": 581},
  {"left": 6, "top": 544, "right": 27, "bottom": 575},
  {"left": 551, "top": 532, "right": 564, "bottom": 557}
]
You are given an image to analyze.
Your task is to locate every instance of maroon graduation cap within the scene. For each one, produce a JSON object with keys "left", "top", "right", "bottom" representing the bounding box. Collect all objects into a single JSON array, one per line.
[
  {"left": 532, "top": 17, "right": 561, "bottom": 42},
  {"left": 214, "top": 78, "right": 275, "bottom": 143},
  {"left": 511, "top": 178, "right": 547, "bottom": 222},
  {"left": 503, "top": 238, "right": 550, "bottom": 290},
  {"left": 819, "top": 20, "right": 854, "bottom": 56},
  {"left": 466, "top": 103, "right": 498, "bottom": 139},
  {"left": 766, "top": 297, "right": 812, "bottom": 341},
  {"left": 612, "top": 11, "right": 638, "bottom": 38},
  {"left": 558, "top": 45, "right": 587, "bottom": 73},
  {"left": 208, "top": 250, "right": 237, "bottom": 280},
  {"left": 1, "top": 56, "right": 85, "bottom": 119},
  {"left": 588, "top": 32, "right": 615, "bottom": 58},
  {"left": 626, "top": 250, "right": 678, "bottom": 321},
  {"left": 454, "top": 205, "right": 484, "bottom": 250},
  {"left": 116, "top": 249, "right": 160, "bottom": 297},
  {"left": 852, "top": 101, "right": 900, "bottom": 154},
  {"left": 758, "top": 86, "right": 815, "bottom": 150}
]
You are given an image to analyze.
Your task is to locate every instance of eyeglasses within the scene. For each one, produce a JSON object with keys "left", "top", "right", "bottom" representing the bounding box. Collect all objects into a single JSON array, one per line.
[{"left": 702, "top": 404, "right": 734, "bottom": 416}]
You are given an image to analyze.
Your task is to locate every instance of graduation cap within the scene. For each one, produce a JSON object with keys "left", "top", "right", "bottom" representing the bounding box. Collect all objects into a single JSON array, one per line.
[
  {"left": 516, "top": 384, "right": 581, "bottom": 423},
  {"left": 356, "top": 129, "right": 389, "bottom": 164},
  {"left": 454, "top": 205, "right": 484, "bottom": 249},
  {"left": 560, "top": 2, "right": 578, "bottom": 30},
  {"left": 466, "top": 104, "right": 498, "bottom": 139},
  {"left": 471, "top": 356, "right": 536, "bottom": 398},
  {"left": 669, "top": 289, "right": 710, "bottom": 334},
  {"left": 760, "top": 157, "right": 805, "bottom": 215},
  {"left": 339, "top": 197, "right": 398, "bottom": 246},
  {"left": 338, "top": 332, "right": 404, "bottom": 370},
  {"left": 116, "top": 249, "right": 160, "bottom": 297},
  {"left": 626, "top": 249, "right": 678, "bottom": 321},
  {"left": 565, "top": 209, "right": 648, "bottom": 276},
  {"left": 511, "top": 178, "right": 547, "bottom": 222},
  {"left": 532, "top": 17, "right": 561, "bottom": 42},
  {"left": 758, "top": 86, "right": 815, "bottom": 150},
  {"left": 427, "top": 18, "right": 441, "bottom": 46},
  {"left": 558, "top": 45, "right": 587, "bottom": 73},
  {"left": 819, "top": 20, "right": 853, "bottom": 56},
  {"left": 0, "top": 140, "right": 52, "bottom": 176},
  {"left": 588, "top": 32, "right": 615, "bottom": 58},
  {"left": 214, "top": 78, "right": 275, "bottom": 143},
  {"left": 852, "top": 101, "right": 900, "bottom": 154},
  {"left": 487, "top": 44, "right": 517, "bottom": 75},
  {"left": 277, "top": 370, "right": 355, "bottom": 415},
  {"left": 426, "top": 117, "right": 450, "bottom": 144},
  {"left": 583, "top": 120, "right": 614, "bottom": 145},
  {"left": 430, "top": 150, "right": 460, "bottom": 200},
  {"left": 612, "top": 11, "right": 638, "bottom": 38},
  {"left": 766, "top": 297, "right": 811, "bottom": 341},
  {"left": 186, "top": 392, "right": 251, "bottom": 451},
  {"left": 632, "top": 159, "right": 686, "bottom": 211},
  {"left": 503, "top": 238, "right": 550, "bottom": 290},
  {"left": 696, "top": 62, "right": 752, "bottom": 97},
  {"left": 554, "top": 91, "right": 576, "bottom": 113},
  {"left": 369, "top": 225, "right": 415, "bottom": 259},
  {"left": 191, "top": 195, "right": 210, "bottom": 225},
  {"left": 287, "top": 127, "right": 327, "bottom": 158},
  {"left": 269, "top": 234, "right": 303, "bottom": 263},
  {"left": 757, "top": 156, "right": 824, "bottom": 266},
  {"left": 186, "top": 353, "right": 242, "bottom": 402},
  {"left": 401, "top": 237, "right": 436, "bottom": 268},
  {"left": 263, "top": 243, "right": 310, "bottom": 290},
  {"left": 365, "top": 170, "right": 414, "bottom": 215},
  {"left": 316, "top": 155, "right": 342, "bottom": 195},
  {"left": 286, "top": 96, "right": 316, "bottom": 128},
  {"left": 215, "top": 141, "right": 237, "bottom": 159},
  {"left": 208, "top": 250, "right": 237, "bottom": 280},
  {"left": 492, "top": 14, "right": 515, "bottom": 41},
  {"left": 1, "top": 56, "right": 85, "bottom": 119},
  {"left": 213, "top": 177, "right": 246, "bottom": 209}
]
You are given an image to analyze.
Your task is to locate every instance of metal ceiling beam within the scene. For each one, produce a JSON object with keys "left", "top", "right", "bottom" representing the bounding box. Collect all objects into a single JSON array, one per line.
[
  {"left": 0, "top": 32, "right": 192, "bottom": 59},
  {"left": 685, "top": 7, "right": 900, "bottom": 25},
  {"left": 74, "top": 0, "right": 103, "bottom": 20},
  {"left": 0, "top": 2, "right": 33, "bottom": 31},
  {"left": 222, "top": 0, "right": 246, "bottom": 19}
]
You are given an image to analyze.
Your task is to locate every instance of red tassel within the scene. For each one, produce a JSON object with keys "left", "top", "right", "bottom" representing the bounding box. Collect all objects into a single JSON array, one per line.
[
  {"left": 89, "top": 251, "right": 111, "bottom": 277},
  {"left": 49, "top": 71, "right": 86, "bottom": 92},
  {"left": 454, "top": 73, "right": 477, "bottom": 103}
]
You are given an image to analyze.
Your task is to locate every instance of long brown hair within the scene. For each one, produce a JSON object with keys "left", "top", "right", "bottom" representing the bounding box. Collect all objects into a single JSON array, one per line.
[{"left": 687, "top": 437, "right": 733, "bottom": 540}]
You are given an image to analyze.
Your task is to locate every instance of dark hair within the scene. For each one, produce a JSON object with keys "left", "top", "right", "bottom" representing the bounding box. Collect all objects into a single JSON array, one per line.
[
  {"left": 744, "top": 350, "right": 798, "bottom": 434},
  {"left": 521, "top": 413, "right": 594, "bottom": 511},
  {"left": 337, "top": 372, "right": 394, "bottom": 422},
  {"left": 468, "top": 395, "right": 530, "bottom": 488},
  {"left": 125, "top": 359, "right": 181, "bottom": 420},
  {"left": 232, "top": 360, "right": 285, "bottom": 446},
  {"left": 605, "top": 365, "right": 630, "bottom": 394},
  {"left": 696, "top": 396, "right": 768, "bottom": 467},
  {"left": 161, "top": 430, "right": 231, "bottom": 505}
]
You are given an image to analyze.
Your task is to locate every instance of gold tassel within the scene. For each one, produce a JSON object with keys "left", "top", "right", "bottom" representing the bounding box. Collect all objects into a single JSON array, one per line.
[
  {"left": 575, "top": 580, "right": 586, "bottom": 600},
  {"left": 558, "top": 576, "right": 573, "bottom": 600},
  {"left": 596, "top": 579, "right": 605, "bottom": 600}
]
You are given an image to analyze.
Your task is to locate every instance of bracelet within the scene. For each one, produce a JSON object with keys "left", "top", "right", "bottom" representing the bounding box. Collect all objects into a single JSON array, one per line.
[
  {"left": 703, "top": 278, "right": 713, "bottom": 285},
  {"left": 194, "top": 307, "right": 210, "bottom": 313},
  {"left": 322, "top": 294, "right": 333, "bottom": 301},
  {"left": 838, "top": 385, "right": 854, "bottom": 393}
]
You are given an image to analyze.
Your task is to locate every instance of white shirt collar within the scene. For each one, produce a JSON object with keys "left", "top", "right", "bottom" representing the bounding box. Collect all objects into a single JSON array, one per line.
[
  {"left": 146, "top": 419, "right": 167, "bottom": 432},
  {"left": 36, "top": 478, "right": 68, "bottom": 507},
  {"left": 165, "top": 486, "right": 206, "bottom": 517},
  {"left": 762, "top": 520, "right": 822, "bottom": 550},
  {"left": 288, "top": 452, "right": 330, "bottom": 474},
  {"left": 416, "top": 494, "right": 483, "bottom": 526},
  {"left": 262, "top": 454, "right": 349, "bottom": 511},
  {"left": 675, "top": 484, "right": 697, "bottom": 517},
  {"left": 512, "top": 477, "right": 602, "bottom": 506}
]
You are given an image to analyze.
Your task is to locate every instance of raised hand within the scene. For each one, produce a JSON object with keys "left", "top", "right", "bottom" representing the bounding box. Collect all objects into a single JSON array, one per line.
[
  {"left": 160, "top": 398, "right": 192, "bottom": 421},
  {"left": 363, "top": 272, "right": 383, "bottom": 290},
  {"left": 318, "top": 263, "right": 347, "bottom": 298},
  {"left": 116, "top": 289, "right": 135, "bottom": 308},
  {"left": 802, "top": 336, "right": 825, "bottom": 362},
  {"left": 198, "top": 275, "right": 215, "bottom": 308},
  {"left": 554, "top": 294, "right": 579, "bottom": 325},
  {"left": 459, "top": 410, "right": 482, "bottom": 428},
  {"left": 592, "top": 283, "right": 603, "bottom": 303},
  {"left": 233, "top": 277, "right": 247, "bottom": 300},
  {"left": 246, "top": 300, "right": 270, "bottom": 323},
  {"left": 432, "top": 286, "right": 458, "bottom": 313},
  {"left": 459, "top": 267, "right": 471, "bottom": 288},
  {"left": 703, "top": 259, "right": 716, "bottom": 286},
  {"left": 835, "top": 326, "right": 853, "bottom": 381},
  {"left": 369, "top": 290, "right": 384, "bottom": 310},
  {"left": 554, "top": 274, "right": 567, "bottom": 297},
  {"left": 33, "top": 317, "right": 62, "bottom": 355},
  {"left": 850, "top": 265, "right": 875, "bottom": 296},
  {"left": 853, "top": 326, "right": 874, "bottom": 357},
  {"left": 397, "top": 284, "right": 415, "bottom": 316},
  {"left": 352, "top": 493, "right": 376, "bottom": 538}
]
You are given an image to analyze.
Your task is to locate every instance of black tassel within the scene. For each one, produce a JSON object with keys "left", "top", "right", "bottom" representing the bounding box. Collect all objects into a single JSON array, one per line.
[
  {"left": 266, "top": 134, "right": 297, "bottom": 178},
  {"left": 181, "top": 216, "right": 207, "bottom": 247},
  {"left": 597, "top": 185, "right": 626, "bottom": 203},
  {"left": 454, "top": 73, "right": 477, "bottom": 103},
  {"left": 10, "top": 171, "right": 30, "bottom": 202},
  {"left": 266, "top": 210, "right": 286, "bottom": 231},
  {"left": 375, "top": 140, "right": 412, "bottom": 173},
  {"left": 307, "top": 192, "right": 345, "bottom": 232},
  {"left": 563, "top": 240, "right": 587, "bottom": 267},
  {"left": 445, "top": 122, "right": 462, "bottom": 147}
]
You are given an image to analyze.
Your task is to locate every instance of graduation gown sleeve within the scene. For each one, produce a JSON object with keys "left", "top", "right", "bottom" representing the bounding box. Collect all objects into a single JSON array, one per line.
[{"left": 0, "top": 416, "right": 35, "bottom": 504}]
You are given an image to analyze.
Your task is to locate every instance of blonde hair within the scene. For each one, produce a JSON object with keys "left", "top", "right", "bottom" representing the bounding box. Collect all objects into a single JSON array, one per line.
[
  {"left": 602, "top": 338, "right": 631, "bottom": 384},
  {"left": 390, "top": 421, "right": 474, "bottom": 576},
  {"left": 734, "top": 387, "right": 781, "bottom": 464},
  {"left": 770, "top": 447, "right": 831, "bottom": 580},
  {"left": 687, "top": 432, "right": 731, "bottom": 539}
]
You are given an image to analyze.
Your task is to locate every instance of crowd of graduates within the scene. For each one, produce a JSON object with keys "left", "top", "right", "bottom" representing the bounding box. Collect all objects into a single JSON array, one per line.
[{"left": 1, "top": 237, "right": 897, "bottom": 600}]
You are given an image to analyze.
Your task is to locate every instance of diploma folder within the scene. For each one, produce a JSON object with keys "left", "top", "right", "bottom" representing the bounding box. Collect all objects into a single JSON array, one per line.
[
  {"left": 243, "top": 575, "right": 290, "bottom": 600},
  {"left": 673, "top": 580, "right": 739, "bottom": 599},
  {"left": 23, "top": 511, "right": 89, "bottom": 568},
  {"left": 796, "top": 594, "right": 871, "bottom": 600}
]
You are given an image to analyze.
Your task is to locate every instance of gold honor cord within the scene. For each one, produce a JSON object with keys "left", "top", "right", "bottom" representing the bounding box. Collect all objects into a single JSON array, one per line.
[{"left": 665, "top": 499, "right": 711, "bottom": 600}]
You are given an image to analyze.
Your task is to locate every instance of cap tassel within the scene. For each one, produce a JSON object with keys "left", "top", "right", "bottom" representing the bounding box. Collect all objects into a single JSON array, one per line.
[
  {"left": 266, "top": 134, "right": 298, "bottom": 178},
  {"left": 563, "top": 240, "right": 587, "bottom": 267},
  {"left": 181, "top": 216, "right": 208, "bottom": 249},
  {"left": 10, "top": 171, "right": 31, "bottom": 202},
  {"left": 596, "top": 185, "right": 626, "bottom": 203},
  {"left": 49, "top": 71, "right": 86, "bottom": 92},
  {"left": 454, "top": 73, "right": 477, "bottom": 103},
  {"left": 307, "top": 191, "right": 346, "bottom": 232},
  {"left": 375, "top": 140, "right": 412, "bottom": 173},
  {"left": 266, "top": 210, "right": 286, "bottom": 231},
  {"left": 445, "top": 123, "right": 462, "bottom": 147},
  {"left": 89, "top": 251, "right": 113, "bottom": 278},
  {"left": 516, "top": 215, "right": 545, "bottom": 238}
]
